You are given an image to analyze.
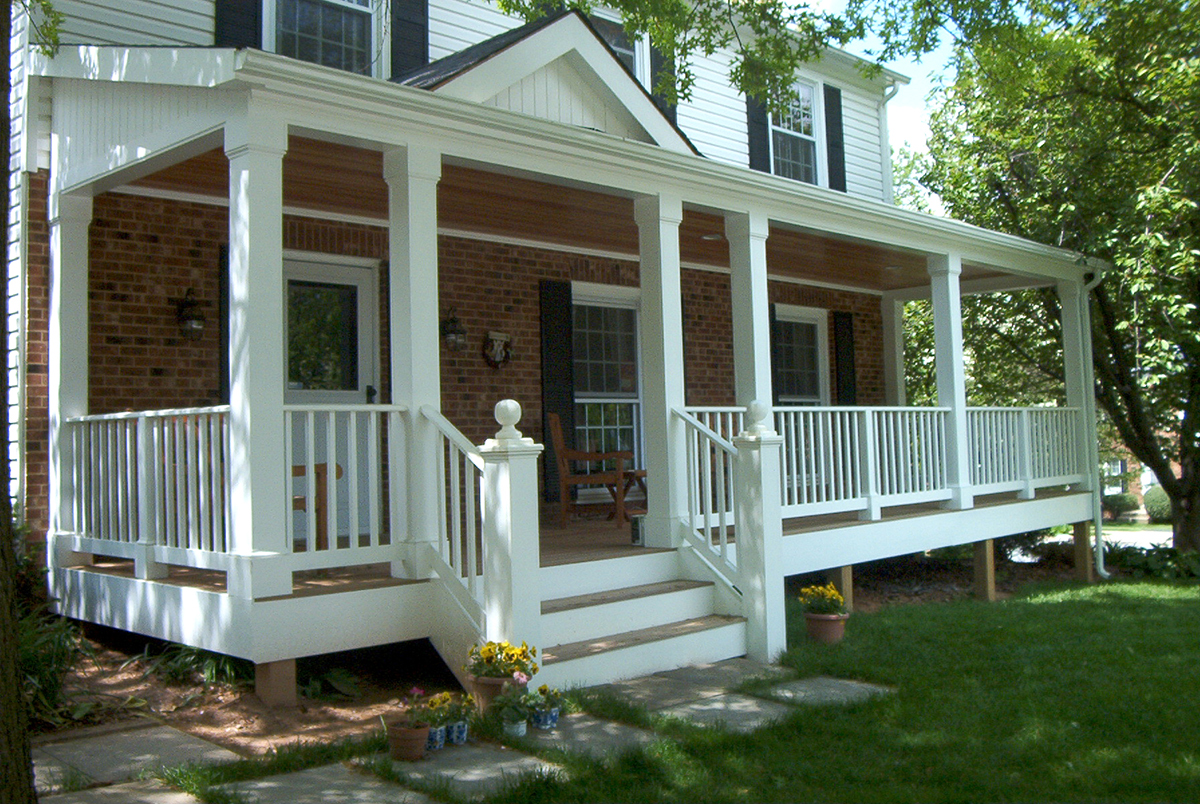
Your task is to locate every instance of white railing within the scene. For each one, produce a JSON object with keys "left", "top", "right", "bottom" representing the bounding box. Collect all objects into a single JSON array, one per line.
[
  {"left": 870, "top": 408, "right": 950, "bottom": 502},
  {"left": 421, "top": 406, "right": 485, "bottom": 609},
  {"left": 283, "top": 405, "right": 407, "bottom": 568},
  {"left": 65, "top": 406, "right": 231, "bottom": 552},
  {"left": 968, "top": 407, "right": 1083, "bottom": 494},
  {"left": 676, "top": 408, "right": 740, "bottom": 581}
]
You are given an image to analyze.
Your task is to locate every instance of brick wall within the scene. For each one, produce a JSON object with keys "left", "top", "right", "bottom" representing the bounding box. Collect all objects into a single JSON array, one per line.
[{"left": 23, "top": 172, "right": 49, "bottom": 539}]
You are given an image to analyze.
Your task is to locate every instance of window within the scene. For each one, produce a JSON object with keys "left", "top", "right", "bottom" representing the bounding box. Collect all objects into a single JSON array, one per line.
[
  {"left": 769, "top": 83, "right": 819, "bottom": 185},
  {"left": 572, "top": 298, "right": 642, "bottom": 476},
  {"left": 1103, "top": 458, "right": 1128, "bottom": 496},
  {"left": 273, "top": 0, "right": 374, "bottom": 75},
  {"left": 588, "top": 11, "right": 649, "bottom": 85},
  {"left": 772, "top": 305, "right": 829, "bottom": 405}
]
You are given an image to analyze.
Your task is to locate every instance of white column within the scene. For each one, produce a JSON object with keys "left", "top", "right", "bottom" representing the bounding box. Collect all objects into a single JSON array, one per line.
[
  {"left": 636, "top": 193, "right": 686, "bottom": 548},
  {"left": 224, "top": 113, "right": 290, "bottom": 599},
  {"left": 928, "top": 254, "right": 972, "bottom": 509},
  {"left": 726, "top": 211, "right": 773, "bottom": 405},
  {"left": 733, "top": 401, "right": 785, "bottom": 662},
  {"left": 881, "top": 293, "right": 906, "bottom": 406},
  {"left": 383, "top": 146, "right": 442, "bottom": 571},
  {"left": 1057, "top": 280, "right": 1094, "bottom": 489},
  {"left": 480, "top": 400, "right": 544, "bottom": 647},
  {"left": 48, "top": 193, "right": 92, "bottom": 542}
]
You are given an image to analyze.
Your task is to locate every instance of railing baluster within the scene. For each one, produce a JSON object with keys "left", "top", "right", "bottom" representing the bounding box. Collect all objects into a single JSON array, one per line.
[
  {"left": 348, "top": 412, "right": 361, "bottom": 547},
  {"left": 326, "top": 411, "right": 338, "bottom": 549}
]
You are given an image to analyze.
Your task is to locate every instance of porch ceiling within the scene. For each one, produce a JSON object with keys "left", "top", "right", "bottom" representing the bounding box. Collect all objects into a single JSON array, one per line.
[{"left": 128, "top": 136, "right": 1005, "bottom": 294}]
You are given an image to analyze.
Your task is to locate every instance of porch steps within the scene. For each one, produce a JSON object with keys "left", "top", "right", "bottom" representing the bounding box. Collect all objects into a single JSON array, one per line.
[
  {"left": 541, "top": 580, "right": 715, "bottom": 645},
  {"left": 540, "top": 549, "right": 681, "bottom": 599},
  {"left": 536, "top": 614, "right": 747, "bottom": 689}
]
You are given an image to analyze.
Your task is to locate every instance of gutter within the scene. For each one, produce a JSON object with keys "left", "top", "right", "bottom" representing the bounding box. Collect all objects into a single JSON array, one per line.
[{"left": 1082, "top": 268, "right": 1112, "bottom": 580}]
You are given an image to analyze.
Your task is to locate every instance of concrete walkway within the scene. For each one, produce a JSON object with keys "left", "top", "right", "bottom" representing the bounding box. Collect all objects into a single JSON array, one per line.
[{"left": 33, "top": 659, "right": 893, "bottom": 802}]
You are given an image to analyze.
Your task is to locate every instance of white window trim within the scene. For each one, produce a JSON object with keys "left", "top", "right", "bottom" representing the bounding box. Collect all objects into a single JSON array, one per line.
[
  {"left": 589, "top": 7, "right": 650, "bottom": 87},
  {"left": 767, "top": 78, "right": 829, "bottom": 188},
  {"left": 263, "top": 0, "right": 389, "bottom": 79},
  {"left": 774, "top": 303, "right": 830, "bottom": 406}
]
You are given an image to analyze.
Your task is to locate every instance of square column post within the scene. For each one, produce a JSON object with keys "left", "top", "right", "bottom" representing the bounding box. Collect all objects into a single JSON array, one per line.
[
  {"left": 733, "top": 401, "right": 785, "bottom": 662},
  {"left": 47, "top": 193, "right": 93, "bottom": 546},
  {"left": 881, "top": 293, "right": 907, "bottom": 406},
  {"left": 1057, "top": 280, "right": 1095, "bottom": 489},
  {"left": 636, "top": 194, "right": 686, "bottom": 548},
  {"left": 224, "top": 112, "right": 290, "bottom": 599},
  {"left": 726, "top": 211, "right": 774, "bottom": 405},
  {"left": 928, "top": 254, "right": 973, "bottom": 509},
  {"left": 480, "top": 400, "right": 544, "bottom": 648},
  {"left": 383, "top": 146, "right": 442, "bottom": 574}
]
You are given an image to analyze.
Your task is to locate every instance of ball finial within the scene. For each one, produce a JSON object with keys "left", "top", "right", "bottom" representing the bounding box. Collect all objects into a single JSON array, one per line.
[{"left": 494, "top": 399, "right": 523, "bottom": 440}]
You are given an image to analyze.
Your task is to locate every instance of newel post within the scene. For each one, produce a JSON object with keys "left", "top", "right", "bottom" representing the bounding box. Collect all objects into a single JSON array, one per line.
[
  {"left": 733, "top": 400, "right": 786, "bottom": 662},
  {"left": 480, "top": 400, "right": 544, "bottom": 648}
]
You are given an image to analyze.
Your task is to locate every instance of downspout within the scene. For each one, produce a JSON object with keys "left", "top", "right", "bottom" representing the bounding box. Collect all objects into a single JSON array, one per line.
[
  {"left": 878, "top": 80, "right": 901, "bottom": 204},
  {"left": 1082, "top": 268, "right": 1111, "bottom": 579}
]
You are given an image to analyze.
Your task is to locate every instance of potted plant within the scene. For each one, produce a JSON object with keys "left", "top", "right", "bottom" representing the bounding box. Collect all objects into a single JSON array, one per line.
[
  {"left": 492, "top": 684, "right": 537, "bottom": 738},
  {"left": 530, "top": 684, "right": 564, "bottom": 730},
  {"left": 464, "top": 640, "right": 539, "bottom": 712},
  {"left": 798, "top": 582, "right": 850, "bottom": 643},
  {"left": 387, "top": 687, "right": 433, "bottom": 761},
  {"left": 429, "top": 691, "right": 473, "bottom": 746}
]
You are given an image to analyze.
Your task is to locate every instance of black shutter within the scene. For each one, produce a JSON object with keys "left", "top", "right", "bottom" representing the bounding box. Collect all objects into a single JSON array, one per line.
[
  {"left": 391, "top": 0, "right": 428, "bottom": 78},
  {"left": 747, "top": 95, "right": 770, "bottom": 173},
  {"left": 649, "top": 45, "right": 677, "bottom": 126},
  {"left": 823, "top": 85, "right": 847, "bottom": 192},
  {"left": 833, "top": 310, "right": 856, "bottom": 404},
  {"left": 540, "top": 280, "right": 575, "bottom": 502},
  {"left": 768, "top": 302, "right": 781, "bottom": 406},
  {"left": 214, "top": 0, "right": 262, "bottom": 48}
]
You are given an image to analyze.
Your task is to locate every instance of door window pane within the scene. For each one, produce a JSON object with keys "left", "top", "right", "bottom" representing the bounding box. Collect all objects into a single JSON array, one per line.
[{"left": 288, "top": 280, "right": 358, "bottom": 390}]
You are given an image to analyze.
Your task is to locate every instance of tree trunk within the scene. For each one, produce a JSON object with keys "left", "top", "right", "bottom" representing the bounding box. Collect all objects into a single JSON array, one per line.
[{"left": 1172, "top": 488, "right": 1200, "bottom": 554}]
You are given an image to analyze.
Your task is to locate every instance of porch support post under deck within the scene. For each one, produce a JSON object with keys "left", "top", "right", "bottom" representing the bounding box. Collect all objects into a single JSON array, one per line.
[
  {"left": 734, "top": 404, "right": 785, "bottom": 662},
  {"left": 383, "top": 146, "right": 442, "bottom": 577},
  {"left": 48, "top": 193, "right": 93, "bottom": 550},
  {"left": 224, "top": 114, "right": 291, "bottom": 599},
  {"left": 927, "top": 254, "right": 973, "bottom": 509},
  {"left": 881, "top": 293, "right": 906, "bottom": 406},
  {"left": 726, "top": 211, "right": 773, "bottom": 405},
  {"left": 636, "top": 194, "right": 686, "bottom": 549}
]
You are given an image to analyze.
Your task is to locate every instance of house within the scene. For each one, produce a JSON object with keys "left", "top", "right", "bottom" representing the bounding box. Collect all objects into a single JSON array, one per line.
[{"left": 8, "top": 1, "right": 1103, "bottom": 705}]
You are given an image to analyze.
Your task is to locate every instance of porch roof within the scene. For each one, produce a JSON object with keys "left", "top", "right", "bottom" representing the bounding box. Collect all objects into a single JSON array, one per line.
[{"left": 35, "top": 44, "right": 1096, "bottom": 292}]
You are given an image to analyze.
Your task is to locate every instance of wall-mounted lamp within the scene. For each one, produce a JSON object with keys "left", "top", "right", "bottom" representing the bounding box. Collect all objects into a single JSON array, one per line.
[
  {"left": 440, "top": 307, "right": 468, "bottom": 351},
  {"left": 175, "top": 288, "right": 205, "bottom": 340}
]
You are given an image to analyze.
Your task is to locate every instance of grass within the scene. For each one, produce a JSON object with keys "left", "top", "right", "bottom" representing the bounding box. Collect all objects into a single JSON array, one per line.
[{"left": 480, "top": 580, "right": 1200, "bottom": 803}]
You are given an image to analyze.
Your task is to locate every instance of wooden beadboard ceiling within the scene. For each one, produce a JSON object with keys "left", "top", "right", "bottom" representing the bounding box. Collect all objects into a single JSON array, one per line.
[{"left": 129, "top": 136, "right": 1000, "bottom": 292}]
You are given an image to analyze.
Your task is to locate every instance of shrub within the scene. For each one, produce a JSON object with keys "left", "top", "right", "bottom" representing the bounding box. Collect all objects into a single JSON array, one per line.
[
  {"left": 1102, "top": 492, "right": 1140, "bottom": 519},
  {"left": 1104, "top": 543, "right": 1200, "bottom": 579},
  {"left": 996, "top": 529, "right": 1050, "bottom": 561},
  {"left": 1143, "top": 485, "right": 1172, "bottom": 523}
]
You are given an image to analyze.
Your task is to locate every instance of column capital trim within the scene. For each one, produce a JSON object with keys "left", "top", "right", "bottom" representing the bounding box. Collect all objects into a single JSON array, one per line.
[
  {"left": 48, "top": 193, "right": 93, "bottom": 226},
  {"left": 926, "top": 252, "right": 963, "bottom": 278},
  {"left": 382, "top": 146, "right": 443, "bottom": 184},
  {"left": 724, "top": 210, "right": 770, "bottom": 242},
  {"left": 633, "top": 193, "right": 683, "bottom": 228}
]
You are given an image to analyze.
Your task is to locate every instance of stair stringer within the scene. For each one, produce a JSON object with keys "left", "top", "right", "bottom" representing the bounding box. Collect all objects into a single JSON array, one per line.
[
  {"left": 677, "top": 542, "right": 746, "bottom": 619},
  {"left": 425, "top": 578, "right": 486, "bottom": 688}
]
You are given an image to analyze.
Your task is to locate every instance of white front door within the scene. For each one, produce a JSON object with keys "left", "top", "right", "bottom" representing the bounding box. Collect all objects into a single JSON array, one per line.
[{"left": 284, "top": 256, "right": 379, "bottom": 546}]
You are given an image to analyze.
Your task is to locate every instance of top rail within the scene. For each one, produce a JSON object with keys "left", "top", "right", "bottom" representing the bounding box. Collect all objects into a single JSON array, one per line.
[
  {"left": 421, "top": 405, "right": 485, "bottom": 471},
  {"left": 674, "top": 408, "right": 737, "bottom": 454},
  {"left": 66, "top": 405, "right": 231, "bottom": 424}
]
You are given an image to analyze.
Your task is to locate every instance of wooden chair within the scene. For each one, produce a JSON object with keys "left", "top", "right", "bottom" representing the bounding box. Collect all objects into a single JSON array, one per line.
[
  {"left": 291, "top": 462, "right": 344, "bottom": 550},
  {"left": 546, "top": 412, "right": 634, "bottom": 529}
]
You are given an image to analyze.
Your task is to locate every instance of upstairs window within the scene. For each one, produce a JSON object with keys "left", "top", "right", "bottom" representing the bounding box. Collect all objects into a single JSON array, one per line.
[
  {"left": 589, "top": 11, "right": 649, "bottom": 85},
  {"left": 275, "top": 0, "right": 373, "bottom": 75},
  {"left": 770, "top": 83, "right": 819, "bottom": 185}
]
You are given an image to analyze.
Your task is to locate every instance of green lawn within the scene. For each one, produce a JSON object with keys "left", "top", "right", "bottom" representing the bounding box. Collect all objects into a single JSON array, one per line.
[{"left": 489, "top": 581, "right": 1200, "bottom": 803}]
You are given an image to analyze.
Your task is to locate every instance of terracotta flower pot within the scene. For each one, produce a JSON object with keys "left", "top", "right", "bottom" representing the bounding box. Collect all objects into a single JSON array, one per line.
[
  {"left": 804, "top": 612, "right": 849, "bottom": 644},
  {"left": 465, "top": 674, "right": 526, "bottom": 714},
  {"left": 387, "top": 720, "right": 430, "bottom": 761}
]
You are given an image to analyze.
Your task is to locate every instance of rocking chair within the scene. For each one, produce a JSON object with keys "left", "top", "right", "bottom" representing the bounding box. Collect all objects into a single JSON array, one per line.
[{"left": 546, "top": 412, "right": 635, "bottom": 529}]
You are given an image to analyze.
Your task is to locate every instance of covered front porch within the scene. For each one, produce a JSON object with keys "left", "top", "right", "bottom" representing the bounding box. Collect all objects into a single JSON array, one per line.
[{"left": 38, "top": 42, "right": 1100, "bottom": 697}]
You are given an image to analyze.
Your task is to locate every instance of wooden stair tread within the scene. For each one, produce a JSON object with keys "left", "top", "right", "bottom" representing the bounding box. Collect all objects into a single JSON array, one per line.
[
  {"left": 542, "top": 615, "right": 745, "bottom": 665},
  {"left": 542, "top": 579, "right": 712, "bottom": 614}
]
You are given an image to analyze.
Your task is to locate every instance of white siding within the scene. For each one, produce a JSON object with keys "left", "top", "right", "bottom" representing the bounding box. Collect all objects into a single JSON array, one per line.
[
  {"left": 676, "top": 48, "right": 747, "bottom": 166},
  {"left": 55, "top": 0, "right": 214, "bottom": 46},
  {"left": 841, "top": 89, "right": 886, "bottom": 201},
  {"left": 8, "top": 13, "right": 31, "bottom": 505},
  {"left": 484, "top": 57, "right": 644, "bottom": 142},
  {"left": 428, "top": 0, "right": 524, "bottom": 61}
]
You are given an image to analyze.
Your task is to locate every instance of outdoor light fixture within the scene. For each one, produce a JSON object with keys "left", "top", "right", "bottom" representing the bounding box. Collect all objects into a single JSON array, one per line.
[
  {"left": 440, "top": 307, "right": 468, "bottom": 351},
  {"left": 174, "top": 288, "right": 205, "bottom": 340}
]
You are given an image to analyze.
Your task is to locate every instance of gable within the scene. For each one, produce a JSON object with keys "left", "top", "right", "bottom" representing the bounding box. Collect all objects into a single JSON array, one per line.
[{"left": 400, "top": 11, "right": 695, "bottom": 155}]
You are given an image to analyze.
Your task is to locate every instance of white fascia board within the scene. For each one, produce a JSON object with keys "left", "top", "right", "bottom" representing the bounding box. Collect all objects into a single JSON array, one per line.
[
  {"left": 820, "top": 45, "right": 910, "bottom": 88},
  {"left": 432, "top": 14, "right": 691, "bottom": 155},
  {"left": 231, "top": 51, "right": 1089, "bottom": 283},
  {"left": 32, "top": 46, "right": 242, "bottom": 87}
]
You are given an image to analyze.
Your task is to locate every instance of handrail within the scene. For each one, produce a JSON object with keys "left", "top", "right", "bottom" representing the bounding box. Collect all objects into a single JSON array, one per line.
[
  {"left": 420, "top": 405, "right": 485, "bottom": 471},
  {"left": 66, "top": 404, "right": 231, "bottom": 423},
  {"left": 282, "top": 403, "right": 409, "bottom": 414},
  {"left": 674, "top": 407, "right": 737, "bottom": 454}
]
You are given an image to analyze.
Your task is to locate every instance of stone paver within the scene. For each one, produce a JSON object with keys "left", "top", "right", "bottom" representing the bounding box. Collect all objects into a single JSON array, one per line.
[
  {"left": 35, "top": 724, "right": 242, "bottom": 785},
  {"left": 391, "top": 742, "right": 559, "bottom": 799},
  {"left": 655, "top": 657, "right": 791, "bottom": 690},
  {"left": 592, "top": 673, "right": 724, "bottom": 711},
  {"left": 522, "top": 713, "right": 656, "bottom": 758},
  {"left": 223, "top": 762, "right": 436, "bottom": 804},
  {"left": 767, "top": 676, "right": 893, "bottom": 706},
  {"left": 657, "top": 692, "right": 797, "bottom": 733},
  {"left": 33, "top": 780, "right": 196, "bottom": 804}
]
